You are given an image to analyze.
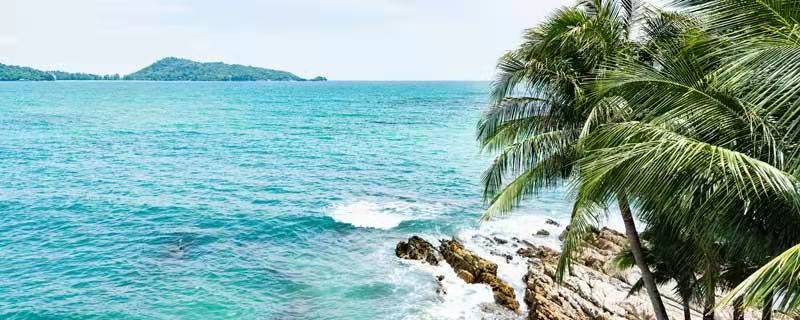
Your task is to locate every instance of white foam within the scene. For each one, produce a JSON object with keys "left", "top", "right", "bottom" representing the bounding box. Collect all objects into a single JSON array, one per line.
[
  {"left": 397, "top": 254, "right": 496, "bottom": 320},
  {"left": 400, "top": 214, "right": 569, "bottom": 319},
  {"left": 463, "top": 214, "right": 566, "bottom": 250},
  {"left": 328, "top": 200, "right": 439, "bottom": 230}
]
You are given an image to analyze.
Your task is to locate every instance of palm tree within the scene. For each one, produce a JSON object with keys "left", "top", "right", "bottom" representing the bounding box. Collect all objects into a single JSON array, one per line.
[
  {"left": 477, "top": 1, "right": 671, "bottom": 318},
  {"left": 666, "top": 0, "right": 800, "bottom": 315},
  {"left": 720, "top": 243, "right": 800, "bottom": 315},
  {"left": 575, "top": 0, "right": 800, "bottom": 317},
  {"left": 483, "top": 0, "right": 800, "bottom": 318},
  {"left": 613, "top": 227, "right": 699, "bottom": 320}
]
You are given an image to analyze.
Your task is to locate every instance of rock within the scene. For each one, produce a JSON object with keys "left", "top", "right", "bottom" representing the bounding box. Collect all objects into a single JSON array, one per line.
[
  {"left": 522, "top": 226, "right": 700, "bottom": 320},
  {"left": 493, "top": 236, "right": 509, "bottom": 245},
  {"left": 545, "top": 219, "right": 560, "bottom": 227},
  {"left": 479, "top": 303, "right": 521, "bottom": 320},
  {"left": 395, "top": 236, "right": 439, "bottom": 265},
  {"left": 439, "top": 239, "right": 520, "bottom": 312},
  {"left": 490, "top": 249, "right": 514, "bottom": 263},
  {"left": 480, "top": 273, "right": 521, "bottom": 315},
  {"left": 456, "top": 269, "right": 475, "bottom": 283},
  {"left": 535, "top": 229, "right": 550, "bottom": 236},
  {"left": 517, "top": 246, "right": 559, "bottom": 264}
]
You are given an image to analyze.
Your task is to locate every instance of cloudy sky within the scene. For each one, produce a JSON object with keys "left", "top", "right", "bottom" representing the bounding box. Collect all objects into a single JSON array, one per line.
[{"left": 2, "top": 0, "right": 567, "bottom": 80}]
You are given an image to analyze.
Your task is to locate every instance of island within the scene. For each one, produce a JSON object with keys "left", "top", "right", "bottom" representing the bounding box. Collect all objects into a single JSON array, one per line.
[
  {"left": 0, "top": 57, "right": 325, "bottom": 81},
  {"left": 0, "top": 63, "right": 121, "bottom": 81}
]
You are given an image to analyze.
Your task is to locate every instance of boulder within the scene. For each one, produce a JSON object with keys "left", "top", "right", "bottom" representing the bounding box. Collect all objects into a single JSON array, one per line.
[
  {"left": 439, "top": 239, "right": 520, "bottom": 312},
  {"left": 545, "top": 219, "right": 560, "bottom": 227},
  {"left": 395, "top": 236, "right": 439, "bottom": 265},
  {"left": 535, "top": 229, "right": 550, "bottom": 236}
]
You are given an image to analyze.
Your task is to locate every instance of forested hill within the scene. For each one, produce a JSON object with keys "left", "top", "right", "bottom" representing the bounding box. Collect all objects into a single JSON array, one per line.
[
  {"left": 123, "top": 57, "right": 316, "bottom": 81},
  {"left": 0, "top": 58, "right": 325, "bottom": 81},
  {"left": 0, "top": 63, "right": 117, "bottom": 81}
]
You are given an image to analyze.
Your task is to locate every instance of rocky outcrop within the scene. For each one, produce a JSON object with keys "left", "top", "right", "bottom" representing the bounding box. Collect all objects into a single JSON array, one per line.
[
  {"left": 522, "top": 227, "right": 691, "bottom": 320},
  {"left": 395, "top": 236, "right": 439, "bottom": 265},
  {"left": 395, "top": 236, "right": 520, "bottom": 313},
  {"left": 439, "top": 239, "right": 520, "bottom": 312},
  {"left": 397, "top": 227, "right": 779, "bottom": 320}
]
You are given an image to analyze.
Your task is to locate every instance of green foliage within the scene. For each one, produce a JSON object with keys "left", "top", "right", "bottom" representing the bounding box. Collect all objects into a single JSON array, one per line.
[
  {"left": 477, "top": 0, "right": 651, "bottom": 280},
  {"left": 0, "top": 63, "right": 122, "bottom": 81},
  {"left": 0, "top": 63, "right": 54, "bottom": 81},
  {"left": 49, "top": 71, "right": 119, "bottom": 80},
  {"left": 1, "top": 58, "right": 317, "bottom": 82},
  {"left": 720, "top": 243, "right": 800, "bottom": 312},
  {"left": 612, "top": 227, "right": 698, "bottom": 303},
  {"left": 123, "top": 57, "right": 307, "bottom": 81},
  {"left": 481, "top": 0, "right": 800, "bottom": 316}
]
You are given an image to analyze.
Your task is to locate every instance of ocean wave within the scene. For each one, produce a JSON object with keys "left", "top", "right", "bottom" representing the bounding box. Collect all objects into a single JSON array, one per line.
[
  {"left": 327, "top": 200, "right": 437, "bottom": 230},
  {"left": 398, "top": 257, "right": 496, "bottom": 320}
]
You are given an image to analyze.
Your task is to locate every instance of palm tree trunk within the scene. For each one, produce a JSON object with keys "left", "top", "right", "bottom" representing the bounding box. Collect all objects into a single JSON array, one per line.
[
  {"left": 702, "top": 303, "right": 715, "bottom": 320},
  {"left": 733, "top": 296, "right": 745, "bottom": 320},
  {"left": 762, "top": 293, "right": 773, "bottom": 320},
  {"left": 682, "top": 298, "right": 692, "bottom": 320},
  {"left": 702, "top": 288, "right": 715, "bottom": 320},
  {"left": 617, "top": 194, "right": 669, "bottom": 320}
]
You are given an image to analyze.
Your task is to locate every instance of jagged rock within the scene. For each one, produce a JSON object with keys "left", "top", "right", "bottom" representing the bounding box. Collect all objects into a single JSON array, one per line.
[
  {"left": 439, "top": 239, "right": 521, "bottom": 312},
  {"left": 523, "top": 227, "right": 694, "bottom": 320},
  {"left": 535, "top": 229, "right": 550, "bottom": 236},
  {"left": 545, "top": 219, "right": 560, "bottom": 227},
  {"left": 456, "top": 269, "right": 475, "bottom": 283},
  {"left": 517, "top": 246, "right": 559, "bottom": 265},
  {"left": 490, "top": 249, "right": 514, "bottom": 263},
  {"left": 524, "top": 227, "right": 644, "bottom": 320},
  {"left": 395, "top": 236, "right": 439, "bottom": 265},
  {"left": 493, "top": 236, "right": 509, "bottom": 245}
]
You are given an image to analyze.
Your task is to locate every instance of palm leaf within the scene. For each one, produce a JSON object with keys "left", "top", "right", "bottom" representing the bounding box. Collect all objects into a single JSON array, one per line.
[{"left": 719, "top": 242, "right": 800, "bottom": 312}]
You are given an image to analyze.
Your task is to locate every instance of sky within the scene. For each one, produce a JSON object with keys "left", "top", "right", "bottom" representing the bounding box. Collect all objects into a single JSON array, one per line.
[{"left": 2, "top": 0, "right": 567, "bottom": 80}]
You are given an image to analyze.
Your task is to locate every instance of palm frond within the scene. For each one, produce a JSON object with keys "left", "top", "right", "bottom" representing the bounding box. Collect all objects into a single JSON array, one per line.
[
  {"left": 556, "top": 194, "right": 606, "bottom": 280},
  {"left": 480, "top": 129, "right": 578, "bottom": 200},
  {"left": 482, "top": 149, "right": 576, "bottom": 220},
  {"left": 719, "top": 242, "right": 800, "bottom": 312}
]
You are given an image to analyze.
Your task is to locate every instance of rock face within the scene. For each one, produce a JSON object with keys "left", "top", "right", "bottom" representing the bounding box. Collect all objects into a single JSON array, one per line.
[
  {"left": 395, "top": 236, "right": 439, "bottom": 265},
  {"left": 522, "top": 227, "right": 690, "bottom": 320},
  {"left": 439, "top": 239, "right": 521, "bottom": 312},
  {"left": 396, "top": 228, "right": 775, "bottom": 320}
]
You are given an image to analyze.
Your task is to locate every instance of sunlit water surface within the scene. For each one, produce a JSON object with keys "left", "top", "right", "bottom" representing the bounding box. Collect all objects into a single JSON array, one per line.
[{"left": 0, "top": 81, "right": 572, "bottom": 319}]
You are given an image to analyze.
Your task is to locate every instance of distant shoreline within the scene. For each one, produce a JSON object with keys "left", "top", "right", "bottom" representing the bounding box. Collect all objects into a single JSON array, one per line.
[{"left": 0, "top": 57, "right": 327, "bottom": 82}]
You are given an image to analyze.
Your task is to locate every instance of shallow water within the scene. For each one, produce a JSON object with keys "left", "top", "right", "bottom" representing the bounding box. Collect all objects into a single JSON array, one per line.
[{"left": 0, "top": 81, "right": 572, "bottom": 319}]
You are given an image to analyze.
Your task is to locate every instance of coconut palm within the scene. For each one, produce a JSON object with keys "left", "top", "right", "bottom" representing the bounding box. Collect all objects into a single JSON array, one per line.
[
  {"left": 483, "top": 0, "right": 800, "bottom": 318},
  {"left": 477, "top": 1, "right": 673, "bottom": 318},
  {"left": 613, "top": 227, "right": 699, "bottom": 320},
  {"left": 575, "top": 0, "right": 800, "bottom": 317},
  {"left": 668, "top": 0, "right": 800, "bottom": 314},
  {"left": 720, "top": 243, "right": 800, "bottom": 314}
]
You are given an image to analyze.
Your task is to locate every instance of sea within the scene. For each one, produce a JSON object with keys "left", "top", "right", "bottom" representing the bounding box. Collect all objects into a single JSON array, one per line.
[{"left": 0, "top": 81, "right": 574, "bottom": 320}]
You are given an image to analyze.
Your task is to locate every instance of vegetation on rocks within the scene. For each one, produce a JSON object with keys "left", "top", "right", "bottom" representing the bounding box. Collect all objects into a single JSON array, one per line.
[
  {"left": 0, "top": 58, "right": 321, "bottom": 82},
  {"left": 123, "top": 57, "right": 307, "bottom": 81},
  {"left": 0, "top": 63, "right": 56, "bottom": 81}
]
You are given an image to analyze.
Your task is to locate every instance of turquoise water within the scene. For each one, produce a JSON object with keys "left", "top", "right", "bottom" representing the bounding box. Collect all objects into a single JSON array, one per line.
[{"left": 0, "top": 81, "right": 570, "bottom": 319}]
